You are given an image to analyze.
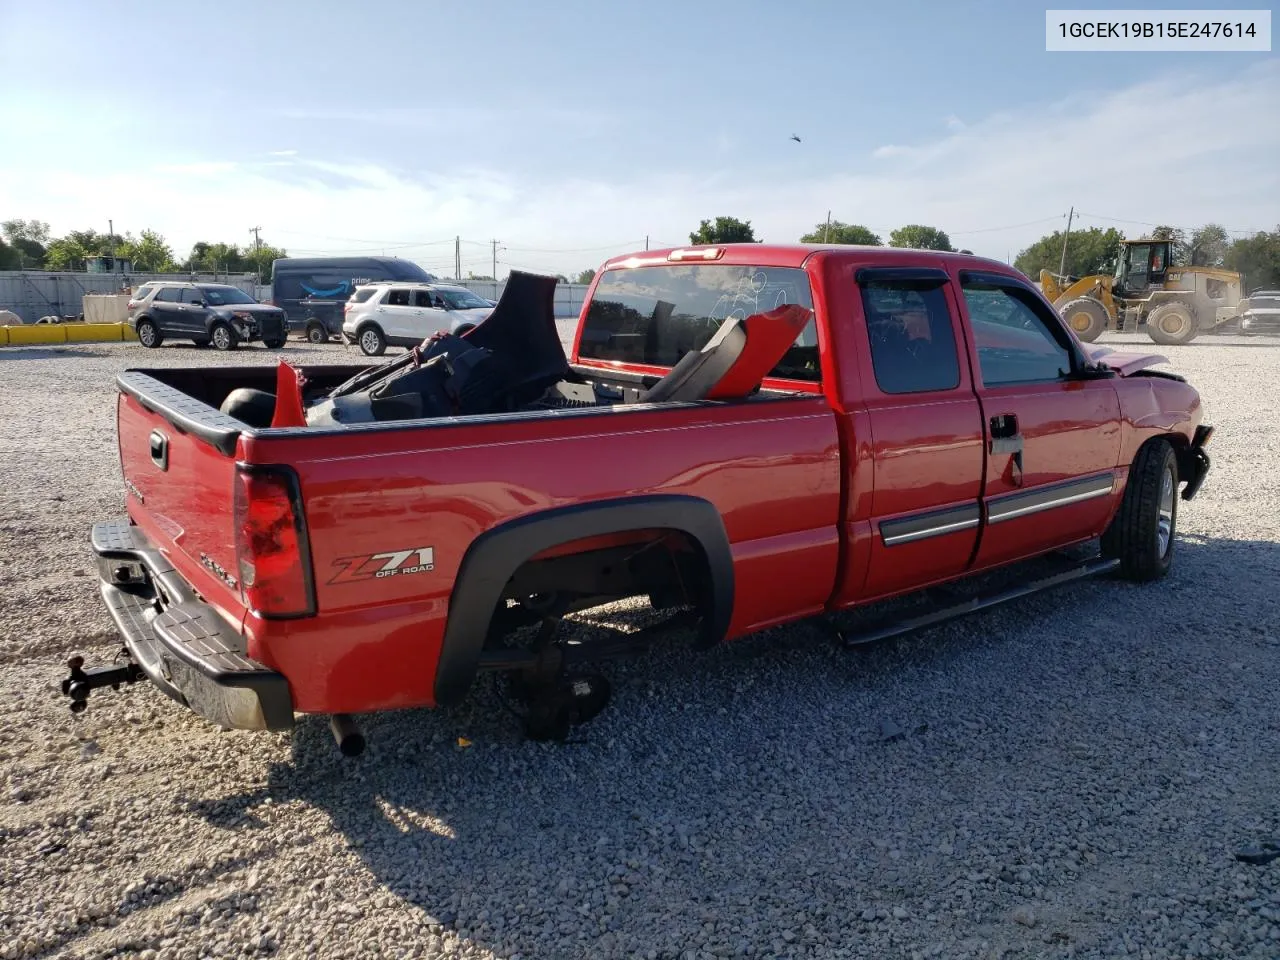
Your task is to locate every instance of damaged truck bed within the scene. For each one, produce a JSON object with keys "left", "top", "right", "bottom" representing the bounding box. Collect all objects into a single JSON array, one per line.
[{"left": 68, "top": 248, "right": 1213, "bottom": 753}]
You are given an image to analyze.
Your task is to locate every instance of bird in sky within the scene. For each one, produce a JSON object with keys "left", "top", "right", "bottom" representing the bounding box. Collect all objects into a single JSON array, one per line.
[{"left": 790, "top": 134, "right": 802, "bottom": 142}]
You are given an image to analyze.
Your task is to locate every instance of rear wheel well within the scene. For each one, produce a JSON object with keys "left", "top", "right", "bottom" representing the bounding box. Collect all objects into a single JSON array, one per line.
[
  {"left": 494, "top": 530, "right": 713, "bottom": 630},
  {"left": 433, "top": 495, "right": 735, "bottom": 706}
]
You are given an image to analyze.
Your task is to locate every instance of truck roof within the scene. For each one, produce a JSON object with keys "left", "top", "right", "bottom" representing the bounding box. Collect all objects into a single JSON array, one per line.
[{"left": 600, "top": 242, "right": 1020, "bottom": 276}]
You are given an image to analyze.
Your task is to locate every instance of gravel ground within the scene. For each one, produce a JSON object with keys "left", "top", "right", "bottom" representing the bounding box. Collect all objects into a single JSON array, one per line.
[{"left": 2, "top": 332, "right": 1280, "bottom": 960}]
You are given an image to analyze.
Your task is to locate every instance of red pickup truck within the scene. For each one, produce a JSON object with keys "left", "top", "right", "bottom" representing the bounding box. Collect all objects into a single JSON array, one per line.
[{"left": 67, "top": 244, "right": 1213, "bottom": 754}]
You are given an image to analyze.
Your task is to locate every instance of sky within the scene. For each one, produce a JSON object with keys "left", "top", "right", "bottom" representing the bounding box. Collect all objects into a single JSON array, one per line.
[{"left": 0, "top": 0, "right": 1276, "bottom": 278}]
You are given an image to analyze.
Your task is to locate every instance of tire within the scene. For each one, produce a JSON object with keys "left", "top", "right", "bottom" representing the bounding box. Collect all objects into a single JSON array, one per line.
[
  {"left": 1146, "top": 301, "right": 1199, "bottom": 345},
  {"left": 264, "top": 338, "right": 286, "bottom": 349},
  {"left": 210, "top": 323, "right": 238, "bottom": 351},
  {"left": 135, "top": 319, "right": 162, "bottom": 348},
  {"left": 357, "top": 324, "right": 387, "bottom": 356},
  {"left": 306, "top": 324, "right": 328, "bottom": 344},
  {"left": 1101, "top": 438, "right": 1178, "bottom": 582},
  {"left": 1058, "top": 297, "right": 1108, "bottom": 343},
  {"left": 453, "top": 321, "right": 477, "bottom": 337}
]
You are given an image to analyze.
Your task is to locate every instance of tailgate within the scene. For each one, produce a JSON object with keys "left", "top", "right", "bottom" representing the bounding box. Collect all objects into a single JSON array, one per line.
[{"left": 117, "top": 389, "right": 247, "bottom": 626}]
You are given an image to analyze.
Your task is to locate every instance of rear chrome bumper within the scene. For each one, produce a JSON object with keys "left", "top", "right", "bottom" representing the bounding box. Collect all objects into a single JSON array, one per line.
[{"left": 90, "top": 519, "right": 294, "bottom": 731}]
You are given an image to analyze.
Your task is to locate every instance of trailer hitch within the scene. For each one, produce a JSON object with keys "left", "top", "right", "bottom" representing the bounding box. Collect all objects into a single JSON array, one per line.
[{"left": 60, "top": 652, "right": 145, "bottom": 714}]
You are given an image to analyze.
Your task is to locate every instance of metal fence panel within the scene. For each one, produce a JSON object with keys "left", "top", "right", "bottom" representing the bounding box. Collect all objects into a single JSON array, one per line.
[
  {"left": 1, "top": 272, "right": 590, "bottom": 322},
  {"left": 0, "top": 272, "right": 257, "bottom": 323}
]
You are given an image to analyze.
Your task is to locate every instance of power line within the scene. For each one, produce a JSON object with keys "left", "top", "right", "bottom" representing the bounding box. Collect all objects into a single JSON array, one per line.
[
  {"left": 500, "top": 240, "right": 647, "bottom": 253},
  {"left": 1074, "top": 211, "right": 1266, "bottom": 236},
  {"left": 949, "top": 214, "right": 1068, "bottom": 236}
]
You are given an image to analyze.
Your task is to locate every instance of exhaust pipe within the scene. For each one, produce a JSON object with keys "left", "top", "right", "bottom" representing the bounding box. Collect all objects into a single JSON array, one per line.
[{"left": 329, "top": 714, "right": 365, "bottom": 757}]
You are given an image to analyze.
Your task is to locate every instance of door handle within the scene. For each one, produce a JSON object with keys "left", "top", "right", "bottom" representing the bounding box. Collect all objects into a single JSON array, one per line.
[
  {"left": 149, "top": 429, "right": 169, "bottom": 470},
  {"left": 989, "top": 415, "right": 1023, "bottom": 485}
]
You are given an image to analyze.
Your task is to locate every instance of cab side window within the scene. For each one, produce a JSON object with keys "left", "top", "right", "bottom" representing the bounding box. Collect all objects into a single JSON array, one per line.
[
  {"left": 180, "top": 288, "right": 204, "bottom": 304},
  {"left": 154, "top": 288, "right": 182, "bottom": 303},
  {"left": 858, "top": 278, "right": 961, "bottom": 394},
  {"left": 414, "top": 290, "right": 434, "bottom": 308},
  {"left": 961, "top": 282, "right": 1074, "bottom": 385},
  {"left": 387, "top": 288, "right": 411, "bottom": 306}
]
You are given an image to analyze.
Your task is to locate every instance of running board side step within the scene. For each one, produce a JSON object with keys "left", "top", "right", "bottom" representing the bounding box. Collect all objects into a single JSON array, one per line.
[{"left": 839, "top": 556, "right": 1121, "bottom": 648}]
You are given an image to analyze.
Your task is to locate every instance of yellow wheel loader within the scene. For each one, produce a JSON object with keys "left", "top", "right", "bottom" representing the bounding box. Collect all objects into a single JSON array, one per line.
[{"left": 1040, "top": 238, "right": 1248, "bottom": 345}]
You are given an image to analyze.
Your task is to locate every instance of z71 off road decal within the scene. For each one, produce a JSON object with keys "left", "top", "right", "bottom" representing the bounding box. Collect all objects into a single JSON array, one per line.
[{"left": 328, "top": 547, "right": 435, "bottom": 585}]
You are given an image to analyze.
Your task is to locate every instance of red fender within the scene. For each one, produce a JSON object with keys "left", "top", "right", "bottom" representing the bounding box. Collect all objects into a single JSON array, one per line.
[{"left": 705, "top": 304, "right": 814, "bottom": 399}]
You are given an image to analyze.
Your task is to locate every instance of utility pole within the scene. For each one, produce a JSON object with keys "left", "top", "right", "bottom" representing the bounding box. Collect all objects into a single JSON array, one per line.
[
  {"left": 249, "top": 226, "right": 262, "bottom": 282},
  {"left": 108, "top": 219, "right": 116, "bottom": 275},
  {"left": 645, "top": 235, "right": 649, "bottom": 250},
  {"left": 1058, "top": 206, "right": 1074, "bottom": 276},
  {"left": 455, "top": 236, "right": 461, "bottom": 280},
  {"left": 491, "top": 239, "right": 499, "bottom": 279},
  {"left": 823, "top": 210, "right": 832, "bottom": 244}
]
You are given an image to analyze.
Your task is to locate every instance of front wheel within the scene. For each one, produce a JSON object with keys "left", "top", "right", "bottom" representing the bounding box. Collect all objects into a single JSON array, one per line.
[
  {"left": 135, "top": 319, "right": 162, "bottom": 348},
  {"left": 1101, "top": 438, "right": 1179, "bottom": 582},
  {"left": 210, "top": 323, "right": 238, "bottom": 351},
  {"left": 1147, "top": 302, "right": 1199, "bottom": 345},
  {"left": 358, "top": 324, "right": 387, "bottom": 356},
  {"left": 263, "top": 338, "right": 286, "bottom": 349}
]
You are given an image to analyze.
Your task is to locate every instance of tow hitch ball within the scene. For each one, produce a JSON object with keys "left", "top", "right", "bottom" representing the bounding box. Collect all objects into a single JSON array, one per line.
[{"left": 61, "top": 653, "right": 144, "bottom": 714}]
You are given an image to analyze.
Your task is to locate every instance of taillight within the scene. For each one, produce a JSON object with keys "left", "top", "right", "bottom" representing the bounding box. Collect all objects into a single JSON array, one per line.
[{"left": 233, "top": 465, "right": 316, "bottom": 618}]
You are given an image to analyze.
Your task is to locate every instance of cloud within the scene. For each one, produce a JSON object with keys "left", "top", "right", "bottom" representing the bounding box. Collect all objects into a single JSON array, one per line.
[
  {"left": 1, "top": 62, "right": 1276, "bottom": 275},
  {"left": 268, "top": 149, "right": 298, "bottom": 157}
]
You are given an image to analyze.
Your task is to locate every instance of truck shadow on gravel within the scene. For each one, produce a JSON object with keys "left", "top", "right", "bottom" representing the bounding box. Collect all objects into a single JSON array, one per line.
[{"left": 187, "top": 533, "right": 1280, "bottom": 958}]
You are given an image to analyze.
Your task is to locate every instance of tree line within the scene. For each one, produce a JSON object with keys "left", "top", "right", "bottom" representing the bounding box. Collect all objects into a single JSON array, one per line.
[
  {"left": 0, "top": 220, "right": 287, "bottom": 280},
  {"left": 1010, "top": 222, "right": 1280, "bottom": 292},
  {"left": 686, "top": 215, "right": 1280, "bottom": 292}
]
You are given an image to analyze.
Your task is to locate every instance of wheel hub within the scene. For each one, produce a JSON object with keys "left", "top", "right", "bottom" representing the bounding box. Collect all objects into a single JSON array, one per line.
[{"left": 1160, "top": 312, "right": 1190, "bottom": 338}]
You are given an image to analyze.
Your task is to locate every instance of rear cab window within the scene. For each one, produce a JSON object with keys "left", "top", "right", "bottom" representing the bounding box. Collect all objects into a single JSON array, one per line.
[
  {"left": 576, "top": 264, "right": 820, "bottom": 384},
  {"left": 857, "top": 274, "right": 962, "bottom": 394}
]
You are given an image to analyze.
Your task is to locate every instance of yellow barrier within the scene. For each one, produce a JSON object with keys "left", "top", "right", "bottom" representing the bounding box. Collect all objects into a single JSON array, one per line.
[
  {"left": 1, "top": 322, "right": 135, "bottom": 345},
  {"left": 5, "top": 324, "right": 67, "bottom": 345},
  {"left": 60, "top": 322, "right": 127, "bottom": 342}
]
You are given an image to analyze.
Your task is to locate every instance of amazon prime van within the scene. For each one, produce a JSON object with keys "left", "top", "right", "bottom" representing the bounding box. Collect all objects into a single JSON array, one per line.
[{"left": 270, "top": 256, "right": 438, "bottom": 343}]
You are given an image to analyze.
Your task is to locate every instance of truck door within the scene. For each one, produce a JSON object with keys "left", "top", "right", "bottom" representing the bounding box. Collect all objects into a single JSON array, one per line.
[
  {"left": 846, "top": 266, "right": 986, "bottom": 602},
  {"left": 955, "top": 269, "right": 1123, "bottom": 571}
]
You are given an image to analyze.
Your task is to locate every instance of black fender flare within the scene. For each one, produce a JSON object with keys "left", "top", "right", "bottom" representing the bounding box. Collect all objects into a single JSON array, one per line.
[{"left": 433, "top": 494, "right": 735, "bottom": 706}]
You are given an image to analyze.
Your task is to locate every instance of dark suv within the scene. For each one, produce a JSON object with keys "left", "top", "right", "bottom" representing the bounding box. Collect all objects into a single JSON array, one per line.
[{"left": 128, "top": 282, "right": 288, "bottom": 350}]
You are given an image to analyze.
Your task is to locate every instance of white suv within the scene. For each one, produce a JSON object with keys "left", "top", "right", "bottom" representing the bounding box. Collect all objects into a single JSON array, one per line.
[{"left": 341, "top": 282, "right": 494, "bottom": 355}]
